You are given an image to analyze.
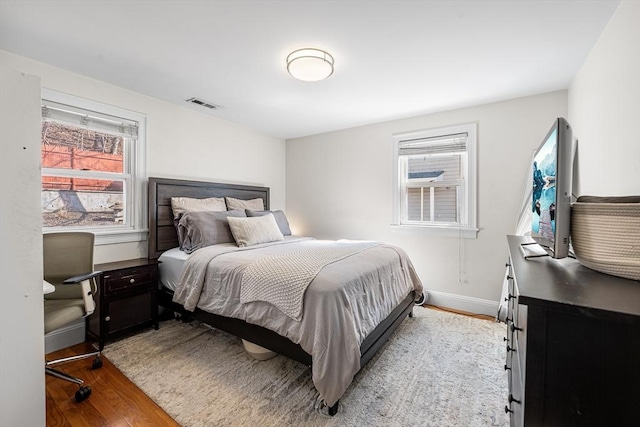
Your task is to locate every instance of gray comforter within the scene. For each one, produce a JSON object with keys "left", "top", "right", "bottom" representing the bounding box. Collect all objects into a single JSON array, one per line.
[{"left": 172, "top": 237, "right": 423, "bottom": 407}]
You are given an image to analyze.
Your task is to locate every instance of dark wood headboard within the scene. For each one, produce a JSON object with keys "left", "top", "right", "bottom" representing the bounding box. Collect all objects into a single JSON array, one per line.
[{"left": 148, "top": 177, "right": 270, "bottom": 259}]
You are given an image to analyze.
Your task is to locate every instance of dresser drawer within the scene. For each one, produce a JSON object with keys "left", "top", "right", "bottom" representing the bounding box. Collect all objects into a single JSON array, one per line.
[{"left": 102, "top": 267, "right": 156, "bottom": 294}]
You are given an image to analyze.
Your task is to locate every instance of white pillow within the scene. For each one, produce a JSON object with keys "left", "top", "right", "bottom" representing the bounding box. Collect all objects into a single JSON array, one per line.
[
  {"left": 225, "top": 197, "right": 265, "bottom": 211},
  {"left": 171, "top": 197, "right": 226, "bottom": 219},
  {"left": 227, "top": 214, "right": 284, "bottom": 247}
]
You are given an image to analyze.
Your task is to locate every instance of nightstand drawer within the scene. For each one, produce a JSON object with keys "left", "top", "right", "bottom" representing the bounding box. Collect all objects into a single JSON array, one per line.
[{"left": 103, "top": 268, "right": 155, "bottom": 294}]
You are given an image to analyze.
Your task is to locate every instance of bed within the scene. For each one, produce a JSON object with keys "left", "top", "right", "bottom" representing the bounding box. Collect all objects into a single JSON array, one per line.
[{"left": 147, "top": 177, "right": 423, "bottom": 415}]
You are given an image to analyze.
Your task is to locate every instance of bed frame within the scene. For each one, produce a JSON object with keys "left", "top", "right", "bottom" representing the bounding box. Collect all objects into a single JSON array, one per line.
[{"left": 147, "top": 177, "right": 416, "bottom": 415}]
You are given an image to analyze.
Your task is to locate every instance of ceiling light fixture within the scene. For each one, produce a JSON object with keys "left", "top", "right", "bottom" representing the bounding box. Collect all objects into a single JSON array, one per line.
[{"left": 286, "top": 48, "right": 334, "bottom": 82}]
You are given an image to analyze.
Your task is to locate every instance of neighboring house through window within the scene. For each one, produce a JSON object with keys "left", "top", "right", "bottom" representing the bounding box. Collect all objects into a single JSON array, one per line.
[
  {"left": 392, "top": 122, "right": 478, "bottom": 238},
  {"left": 41, "top": 89, "right": 146, "bottom": 244}
]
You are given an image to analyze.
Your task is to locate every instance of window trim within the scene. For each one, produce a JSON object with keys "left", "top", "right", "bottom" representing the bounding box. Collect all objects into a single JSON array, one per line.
[
  {"left": 41, "top": 88, "right": 147, "bottom": 245},
  {"left": 392, "top": 122, "right": 478, "bottom": 239}
]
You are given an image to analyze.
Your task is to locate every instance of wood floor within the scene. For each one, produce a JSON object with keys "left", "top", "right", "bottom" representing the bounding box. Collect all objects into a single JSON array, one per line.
[
  {"left": 46, "top": 305, "right": 496, "bottom": 426},
  {"left": 46, "top": 343, "right": 178, "bottom": 427},
  {"left": 426, "top": 304, "right": 496, "bottom": 321}
]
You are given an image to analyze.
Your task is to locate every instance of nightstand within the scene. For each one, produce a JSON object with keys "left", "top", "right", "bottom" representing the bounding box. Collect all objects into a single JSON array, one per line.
[{"left": 88, "top": 258, "right": 159, "bottom": 350}]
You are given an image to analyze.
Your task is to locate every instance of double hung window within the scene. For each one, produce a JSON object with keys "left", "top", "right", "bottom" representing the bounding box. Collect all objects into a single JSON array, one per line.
[
  {"left": 41, "top": 90, "right": 146, "bottom": 243},
  {"left": 392, "top": 123, "right": 477, "bottom": 238}
]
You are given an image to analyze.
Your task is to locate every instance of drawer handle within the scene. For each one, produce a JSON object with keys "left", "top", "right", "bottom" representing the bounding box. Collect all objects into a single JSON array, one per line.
[
  {"left": 105, "top": 316, "right": 110, "bottom": 322},
  {"left": 504, "top": 293, "right": 515, "bottom": 302},
  {"left": 505, "top": 405, "right": 513, "bottom": 414},
  {"left": 510, "top": 324, "right": 523, "bottom": 333},
  {"left": 129, "top": 278, "right": 136, "bottom": 284},
  {"left": 506, "top": 345, "right": 516, "bottom": 353},
  {"left": 504, "top": 364, "right": 511, "bottom": 371},
  {"left": 509, "top": 394, "right": 521, "bottom": 405}
]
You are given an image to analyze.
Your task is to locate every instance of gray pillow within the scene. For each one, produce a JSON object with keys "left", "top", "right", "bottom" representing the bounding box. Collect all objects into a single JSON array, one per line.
[
  {"left": 245, "top": 209, "right": 292, "bottom": 236},
  {"left": 178, "top": 210, "right": 246, "bottom": 253}
]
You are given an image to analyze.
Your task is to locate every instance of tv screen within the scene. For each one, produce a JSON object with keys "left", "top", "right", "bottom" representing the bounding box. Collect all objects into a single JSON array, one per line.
[{"left": 531, "top": 117, "right": 573, "bottom": 259}]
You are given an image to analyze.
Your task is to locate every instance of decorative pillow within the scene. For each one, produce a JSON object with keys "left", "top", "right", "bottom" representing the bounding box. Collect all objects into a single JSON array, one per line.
[
  {"left": 178, "top": 210, "right": 246, "bottom": 253},
  {"left": 227, "top": 214, "right": 284, "bottom": 247},
  {"left": 225, "top": 197, "right": 265, "bottom": 211},
  {"left": 245, "top": 209, "right": 292, "bottom": 236},
  {"left": 171, "top": 197, "right": 226, "bottom": 219}
]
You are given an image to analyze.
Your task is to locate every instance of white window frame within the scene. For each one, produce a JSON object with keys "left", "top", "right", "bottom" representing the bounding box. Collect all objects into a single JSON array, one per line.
[
  {"left": 392, "top": 122, "right": 478, "bottom": 238},
  {"left": 41, "top": 89, "right": 147, "bottom": 245}
]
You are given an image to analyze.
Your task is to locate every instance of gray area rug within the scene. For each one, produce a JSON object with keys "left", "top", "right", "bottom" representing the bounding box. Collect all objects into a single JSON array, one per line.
[{"left": 103, "top": 307, "right": 509, "bottom": 426}]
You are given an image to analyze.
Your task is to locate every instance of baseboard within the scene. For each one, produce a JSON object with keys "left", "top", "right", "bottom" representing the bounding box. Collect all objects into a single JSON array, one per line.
[
  {"left": 425, "top": 290, "right": 499, "bottom": 318},
  {"left": 45, "top": 318, "right": 85, "bottom": 355}
]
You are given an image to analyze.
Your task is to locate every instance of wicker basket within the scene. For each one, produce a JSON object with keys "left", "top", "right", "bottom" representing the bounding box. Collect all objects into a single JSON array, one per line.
[{"left": 571, "top": 196, "right": 640, "bottom": 281}]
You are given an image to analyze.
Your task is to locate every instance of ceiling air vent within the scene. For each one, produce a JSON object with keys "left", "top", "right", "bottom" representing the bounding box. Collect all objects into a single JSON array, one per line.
[{"left": 186, "top": 97, "right": 221, "bottom": 110}]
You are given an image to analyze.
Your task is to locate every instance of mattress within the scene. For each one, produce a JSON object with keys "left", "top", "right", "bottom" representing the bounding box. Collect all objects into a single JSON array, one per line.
[{"left": 157, "top": 247, "right": 189, "bottom": 291}]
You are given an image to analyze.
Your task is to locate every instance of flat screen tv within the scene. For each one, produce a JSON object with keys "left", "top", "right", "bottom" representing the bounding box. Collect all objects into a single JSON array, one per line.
[{"left": 531, "top": 117, "right": 573, "bottom": 259}]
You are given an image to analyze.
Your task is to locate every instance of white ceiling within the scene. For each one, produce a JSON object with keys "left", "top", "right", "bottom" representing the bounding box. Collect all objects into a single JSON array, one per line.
[{"left": 0, "top": 0, "right": 620, "bottom": 140}]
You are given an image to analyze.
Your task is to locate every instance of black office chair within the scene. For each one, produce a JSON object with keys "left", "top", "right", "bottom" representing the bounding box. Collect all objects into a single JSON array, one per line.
[{"left": 44, "top": 232, "right": 103, "bottom": 402}]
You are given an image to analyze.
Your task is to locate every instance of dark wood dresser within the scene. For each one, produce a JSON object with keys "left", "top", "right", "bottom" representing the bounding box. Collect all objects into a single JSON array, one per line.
[
  {"left": 88, "top": 258, "right": 159, "bottom": 350},
  {"left": 505, "top": 235, "right": 640, "bottom": 426}
]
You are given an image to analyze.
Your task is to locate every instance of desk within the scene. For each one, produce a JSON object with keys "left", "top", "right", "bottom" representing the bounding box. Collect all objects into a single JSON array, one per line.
[{"left": 43, "top": 280, "right": 55, "bottom": 295}]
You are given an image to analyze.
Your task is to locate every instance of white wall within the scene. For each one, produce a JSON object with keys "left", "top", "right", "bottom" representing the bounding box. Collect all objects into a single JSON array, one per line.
[
  {"left": 287, "top": 91, "right": 568, "bottom": 314},
  {"left": 0, "top": 51, "right": 287, "bottom": 264},
  {"left": 569, "top": 0, "right": 640, "bottom": 196},
  {"left": 0, "top": 68, "right": 45, "bottom": 427}
]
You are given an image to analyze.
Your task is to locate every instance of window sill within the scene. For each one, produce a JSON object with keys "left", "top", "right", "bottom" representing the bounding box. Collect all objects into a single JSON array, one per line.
[
  {"left": 44, "top": 229, "right": 147, "bottom": 246},
  {"left": 94, "top": 229, "right": 148, "bottom": 245},
  {"left": 390, "top": 224, "right": 478, "bottom": 239}
]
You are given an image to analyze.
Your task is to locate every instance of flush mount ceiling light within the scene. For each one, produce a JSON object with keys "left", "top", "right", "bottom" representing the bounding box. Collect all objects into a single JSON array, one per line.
[{"left": 286, "top": 48, "right": 334, "bottom": 82}]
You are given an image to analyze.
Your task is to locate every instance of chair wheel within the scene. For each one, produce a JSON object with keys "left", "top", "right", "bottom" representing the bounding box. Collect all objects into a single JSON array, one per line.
[
  {"left": 75, "top": 386, "right": 91, "bottom": 402},
  {"left": 92, "top": 357, "right": 103, "bottom": 369}
]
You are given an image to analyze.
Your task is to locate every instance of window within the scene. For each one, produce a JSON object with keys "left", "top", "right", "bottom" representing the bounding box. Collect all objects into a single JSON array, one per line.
[
  {"left": 392, "top": 123, "right": 477, "bottom": 238},
  {"left": 41, "top": 89, "right": 146, "bottom": 244}
]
